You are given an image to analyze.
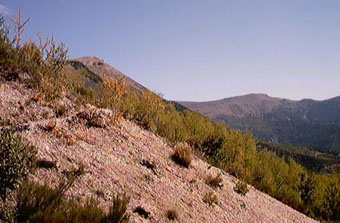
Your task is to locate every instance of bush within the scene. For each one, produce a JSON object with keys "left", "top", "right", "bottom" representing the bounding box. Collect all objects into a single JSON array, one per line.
[
  {"left": 206, "top": 173, "right": 223, "bottom": 188},
  {"left": 16, "top": 180, "right": 63, "bottom": 222},
  {"left": 234, "top": 180, "right": 249, "bottom": 196},
  {"left": 203, "top": 192, "right": 218, "bottom": 206},
  {"left": 15, "top": 180, "right": 130, "bottom": 223},
  {"left": 46, "top": 199, "right": 104, "bottom": 223},
  {"left": 0, "top": 123, "right": 37, "bottom": 201},
  {"left": 171, "top": 143, "right": 192, "bottom": 168},
  {"left": 16, "top": 181, "right": 105, "bottom": 223},
  {"left": 102, "top": 193, "right": 130, "bottom": 223}
]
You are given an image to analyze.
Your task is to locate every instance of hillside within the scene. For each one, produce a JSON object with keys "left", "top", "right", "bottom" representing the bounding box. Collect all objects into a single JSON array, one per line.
[
  {"left": 0, "top": 71, "right": 317, "bottom": 223},
  {"left": 1, "top": 14, "right": 339, "bottom": 221},
  {"left": 177, "top": 94, "right": 340, "bottom": 153}
]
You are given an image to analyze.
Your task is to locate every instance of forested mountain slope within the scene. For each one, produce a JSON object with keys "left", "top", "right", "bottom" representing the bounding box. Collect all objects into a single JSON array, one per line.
[{"left": 178, "top": 94, "right": 340, "bottom": 153}]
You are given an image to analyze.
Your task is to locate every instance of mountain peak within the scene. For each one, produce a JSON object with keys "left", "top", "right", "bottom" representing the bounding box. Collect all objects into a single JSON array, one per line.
[
  {"left": 73, "top": 56, "right": 105, "bottom": 66},
  {"left": 70, "top": 56, "right": 147, "bottom": 93}
]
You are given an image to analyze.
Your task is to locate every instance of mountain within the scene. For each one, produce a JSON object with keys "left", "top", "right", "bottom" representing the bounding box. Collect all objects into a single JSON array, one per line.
[
  {"left": 68, "top": 56, "right": 148, "bottom": 93},
  {"left": 177, "top": 94, "right": 340, "bottom": 153}
]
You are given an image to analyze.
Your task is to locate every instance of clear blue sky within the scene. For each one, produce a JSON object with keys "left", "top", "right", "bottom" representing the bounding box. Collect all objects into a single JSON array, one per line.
[{"left": 1, "top": 0, "right": 340, "bottom": 101}]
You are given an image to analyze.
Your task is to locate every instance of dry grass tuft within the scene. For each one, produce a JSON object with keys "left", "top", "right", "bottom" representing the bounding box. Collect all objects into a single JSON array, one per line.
[
  {"left": 171, "top": 143, "right": 192, "bottom": 168},
  {"left": 206, "top": 173, "right": 223, "bottom": 189}
]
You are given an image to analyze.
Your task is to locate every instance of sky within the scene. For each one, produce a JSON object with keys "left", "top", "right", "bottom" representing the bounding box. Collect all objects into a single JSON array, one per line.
[{"left": 1, "top": 0, "right": 340, "bottom": 101}]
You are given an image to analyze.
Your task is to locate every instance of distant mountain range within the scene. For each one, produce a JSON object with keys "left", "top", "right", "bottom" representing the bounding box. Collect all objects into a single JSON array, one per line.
[{"left": 177, "top": 94, "right": 340, "bottom": 153}]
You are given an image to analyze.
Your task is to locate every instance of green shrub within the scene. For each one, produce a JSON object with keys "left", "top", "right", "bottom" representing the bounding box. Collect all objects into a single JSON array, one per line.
[
  {"left": 234, "top": 180, "right": 249, "bottom": 196},
  {"left": 15, "top": 180, "right": 131, "bottom": 223},
  {"left": 171, "top": 143, "right": 192, "bottom": 168},
  {"left": 16, "top": 181, "right": 105, "bottom": 223},
  {"left": 203, "top": 192, "right": 218, "bottom": 206},
  {"left": 102, "top": 193, "right": 130, "bottom": 223},
  {"left": 16, "top": 180, "right": 63, "bottom": 222},
  {"left": 0, "top": 124, "right": 37, "bottom": 201}
]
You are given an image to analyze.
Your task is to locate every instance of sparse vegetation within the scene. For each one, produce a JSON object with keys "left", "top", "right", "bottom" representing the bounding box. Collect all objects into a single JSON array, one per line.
[
  {"left": 234, "top": 180, "right": 249, "bottom": 195},
  {"left": 0, "top": 11, "right": 68, "bottom": 101},
  {"left": 203, "top": 192, "right": 218, "bottom": 206},
  {"left": 206, "top": 173, "right": 223, "bottom": 188},
  {"left": 172, "top": 143, "right": 192, "bottom": 168}
]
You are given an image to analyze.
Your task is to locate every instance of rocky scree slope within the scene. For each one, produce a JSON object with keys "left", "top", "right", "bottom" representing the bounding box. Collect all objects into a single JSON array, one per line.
[{"left": 0, "top": 76, "right": 317, "bottom": 223}]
